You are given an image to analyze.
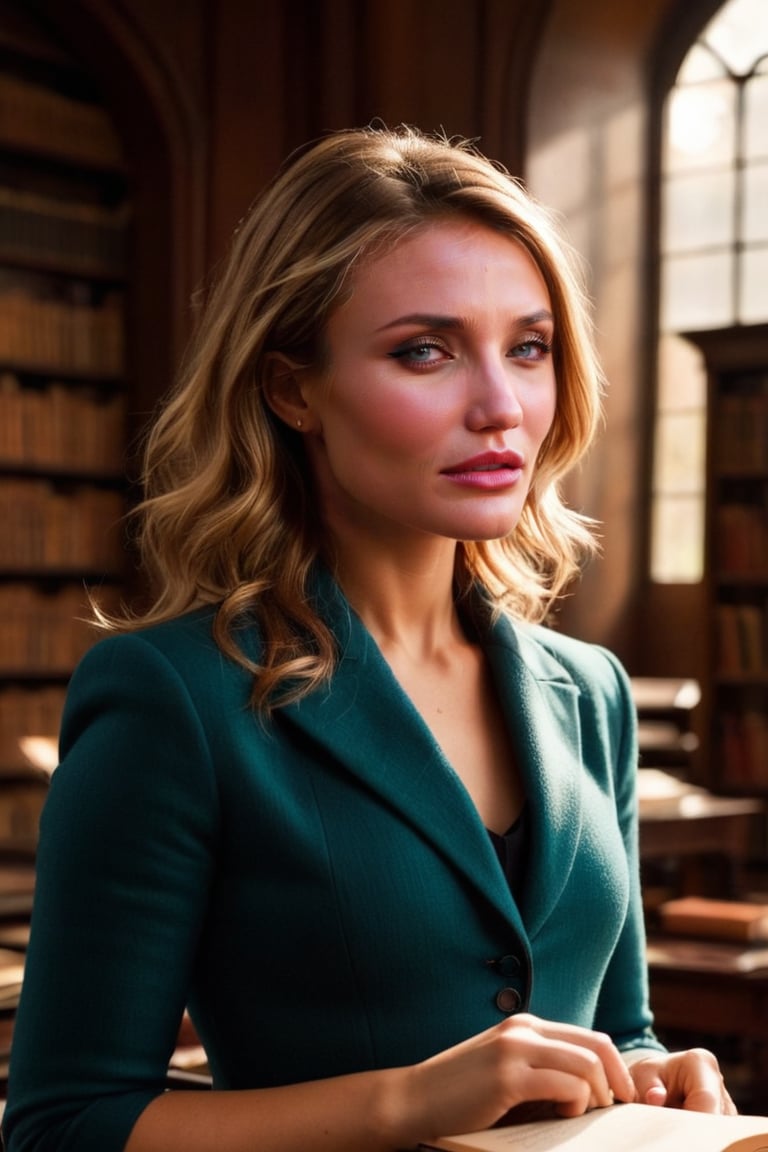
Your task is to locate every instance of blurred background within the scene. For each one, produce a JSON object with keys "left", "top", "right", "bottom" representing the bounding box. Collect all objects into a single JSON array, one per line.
[{"left": 0, "top": 0, "right": 767, "bottom": 1114}]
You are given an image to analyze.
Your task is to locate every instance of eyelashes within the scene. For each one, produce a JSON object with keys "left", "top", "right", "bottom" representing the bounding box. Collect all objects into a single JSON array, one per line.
[
  {"left": 514, "top": 336, "right": 553, "bottom": 360},
  {"left": 388, "top": 332, "right": 553, "bottom": 368},
  {"left": 388, "top": 339, "right": 447, "bottom": 365}
]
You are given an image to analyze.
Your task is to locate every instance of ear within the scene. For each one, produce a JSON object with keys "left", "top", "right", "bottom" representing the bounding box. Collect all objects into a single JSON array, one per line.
[{"left": 262, "top": 353, "right": 318, "bottom": 433}]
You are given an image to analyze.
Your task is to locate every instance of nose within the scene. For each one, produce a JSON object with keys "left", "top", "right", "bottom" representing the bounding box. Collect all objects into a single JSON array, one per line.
[{"left": 465, "top": 357, "right": 524, "bottom": 432}]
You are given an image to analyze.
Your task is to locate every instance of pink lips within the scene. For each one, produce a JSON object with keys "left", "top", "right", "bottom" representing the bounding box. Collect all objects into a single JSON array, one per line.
[{"left": 441, "top": 450, "right": 524, "bottom": 489}]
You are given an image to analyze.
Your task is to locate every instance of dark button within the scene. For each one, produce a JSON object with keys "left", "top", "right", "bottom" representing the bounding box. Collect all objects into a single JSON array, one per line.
[
  {"left": 495, "top": 987, "right": 522, "bottom": 1014},
  {"left": 496, "top": 954, "right": 521, "bottom": 977}
]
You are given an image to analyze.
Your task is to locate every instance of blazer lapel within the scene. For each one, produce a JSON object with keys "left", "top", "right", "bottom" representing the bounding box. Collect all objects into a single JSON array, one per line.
[
  {"left": 485, "top": 618, "right": 584, "bottom": 940},
  {"left": 282, "top": 575, "right": 522, "bottom": 931},
  {"left": 283, "top": 574, "right": 585, "bottom": 942}
]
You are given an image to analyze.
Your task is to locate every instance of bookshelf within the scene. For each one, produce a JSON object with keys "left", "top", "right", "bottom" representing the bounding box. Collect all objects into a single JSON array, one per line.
[
  {"left": 0, "top": 16, "right": 131, "bottom": 856},
  {"left": 683, "top": 325, "right": 768, "bottom": 796}
]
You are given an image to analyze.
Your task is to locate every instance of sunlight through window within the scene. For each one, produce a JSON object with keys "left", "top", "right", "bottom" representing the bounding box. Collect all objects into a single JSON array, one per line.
[{"left": 652, "top": 0, "right": 768, "bottom": 582}]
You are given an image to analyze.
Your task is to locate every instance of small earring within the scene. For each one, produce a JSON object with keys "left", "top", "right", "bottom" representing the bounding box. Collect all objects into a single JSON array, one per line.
[{"left": 296, "top": 418, "right": 303, "bottom": 429}]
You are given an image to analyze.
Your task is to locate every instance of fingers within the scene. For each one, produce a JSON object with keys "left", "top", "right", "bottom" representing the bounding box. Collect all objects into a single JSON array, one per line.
[
  {"left": 514, "top": 1017, "right": 636, "bottom": 1106},
  {"left": 629, "top": 1047, "right": 737, "bottom": 1115},
  {"left": 410, "top": 1016, "right": 640, "bottom": 1140},
  {"left": 512, "top": 1066, "right": 595, "bottom": 1120},
  {"left": 678, "top": 1049, "right": 737, "bottom": 1116},
  {"left": 499, "top": 1016, "right": 635, "bottom": 1111},
  {"left": 683, "top": 1086, "right": 737, "bottom": 1115},
  {"left": 642, "top": 1082, "right": 668, "bottom": 1107}
]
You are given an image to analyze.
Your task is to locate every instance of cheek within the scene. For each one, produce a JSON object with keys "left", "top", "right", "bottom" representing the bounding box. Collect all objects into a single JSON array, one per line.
[
  {"left": 328, "top": 384, "right": 450, "bottom": 456},
  {"left": 530, "top": 380, "right": 558, "bottom": 442}
]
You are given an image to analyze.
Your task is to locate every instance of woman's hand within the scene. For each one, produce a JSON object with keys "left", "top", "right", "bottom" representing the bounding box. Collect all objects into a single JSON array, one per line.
[
  {"left": 627, "top": 1048, "right": 737, "bottom": 1114},
  {"left": 396, "top": 1014, "right": 636, "bottom": 1146}
]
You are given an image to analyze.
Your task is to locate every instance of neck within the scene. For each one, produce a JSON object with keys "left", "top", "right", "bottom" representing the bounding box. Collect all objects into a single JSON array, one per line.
[{"left": 330, "top": 535, "right": 466, "bottom": 661}]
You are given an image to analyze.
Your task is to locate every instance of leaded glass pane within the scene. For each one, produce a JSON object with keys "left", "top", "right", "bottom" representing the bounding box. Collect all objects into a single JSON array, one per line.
[
  {"left": 657, "top": 334, "right": 706, "bottom": 411},
  {"left": 653, "top": 0, "right": 768, "bottom": 585},
  {"left": 703, "top": 0, "right": 768, "bottom": 75},
  {"left": 743, "top": 161, "right": 768, "bottom": 242},
  {"left": 661, "top": 168, "right": 735, "bottom": 253},
  {"left": 664, "top": 80, "right": 736, "bottom": 173},
  {"left": 677, "top": 43, "right": 726, "bottom": 84},
  {"left": 745, "top": 72, "right": 768, "bottom": 160},
  {"left": 654, "top": 410, "right": 706, "bottom": 495},
  {"left": 739, "top": 244, "right": 768, "bottom": 322},
  {"left": 661, "top": 250, "right": 734, "bottom": 330},
  {"left": 650, "top": 494, "right": 705, "bottom": 583}
]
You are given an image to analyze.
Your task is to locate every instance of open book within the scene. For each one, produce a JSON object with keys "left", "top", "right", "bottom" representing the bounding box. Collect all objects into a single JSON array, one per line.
[{"left": 419, "top": 1103, "right": 768, "bottom": 1152}]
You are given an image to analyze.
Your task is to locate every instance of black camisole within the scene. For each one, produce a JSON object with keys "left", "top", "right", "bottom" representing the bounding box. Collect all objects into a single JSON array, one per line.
[{"left": 486, "top": 807, "right": 529, "bottom": 902}]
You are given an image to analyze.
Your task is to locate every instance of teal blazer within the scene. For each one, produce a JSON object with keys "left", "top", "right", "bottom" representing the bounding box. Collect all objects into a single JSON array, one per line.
[{"left": 4, "top": 577, "right": 661, "bottom": 1152}]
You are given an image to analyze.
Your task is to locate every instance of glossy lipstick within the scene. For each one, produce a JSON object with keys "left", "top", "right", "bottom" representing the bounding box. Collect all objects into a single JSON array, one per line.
[{"left": 441, "top": 450, "right": 524, "bottom": 489}]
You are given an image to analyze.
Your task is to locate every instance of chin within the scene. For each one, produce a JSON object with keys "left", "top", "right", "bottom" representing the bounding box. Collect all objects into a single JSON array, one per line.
[
  {"left": 444, "top": 521, "right": 520, "bottom": 544},
  {"left": 443, "top": 499, "right": 526, "bottom": 543},
  {"left": 460, "top": 530, "right": 517, "bottom": 544},
  {"left": 454, "top": 512, "right": 523, "bottom": 541}
]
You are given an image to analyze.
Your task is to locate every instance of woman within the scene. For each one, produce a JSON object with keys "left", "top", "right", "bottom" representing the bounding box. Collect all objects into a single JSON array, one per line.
[{"left": 3, "top": 125, "right": 734, "bottom": 1152}]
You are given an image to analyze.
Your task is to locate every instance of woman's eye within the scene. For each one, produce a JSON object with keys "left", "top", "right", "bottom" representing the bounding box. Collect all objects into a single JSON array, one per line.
[
  {"left": 511, "top": 337, "right": 552, "bottom": 361},
  {"left": 389, "top": 340, "right": 448, "bottom": 366}
]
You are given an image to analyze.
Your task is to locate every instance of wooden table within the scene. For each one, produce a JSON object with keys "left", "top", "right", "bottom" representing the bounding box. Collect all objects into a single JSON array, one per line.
[{"left": 640, "top": 790, "right": 765, "bottom": 897}]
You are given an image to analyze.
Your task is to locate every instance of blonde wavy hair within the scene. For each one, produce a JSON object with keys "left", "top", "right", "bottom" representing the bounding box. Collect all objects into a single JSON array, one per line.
[{"left": 108, "top": 125, "right": 604, "bottom": 712}]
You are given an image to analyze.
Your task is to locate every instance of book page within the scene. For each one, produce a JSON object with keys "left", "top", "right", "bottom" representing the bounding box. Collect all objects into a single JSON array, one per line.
[{"left": 420, "top": 1103, "right": 768, "bottom": 1152}]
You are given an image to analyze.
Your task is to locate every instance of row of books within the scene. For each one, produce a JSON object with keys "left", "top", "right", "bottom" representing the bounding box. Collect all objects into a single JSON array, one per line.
[
  {"left": 0, "top": 373, "right": 126, "bottom": 472},
  {"left": 716, "top": 602, "right": 768, "bottom": 675},
  {"left": 0, "top": 185, "right": 129, "bottom": 278},
  {"left": 716, "top": 391, "right": 768, "bottom": 474},
  {"left": 0, "top": 288, "right": 124, "bottom": 376},
  {"left": 0, "top": 871, "right": 34, "bottom": 926},
  {"left": 0, "top": 584, "right": 119, "bottom": 674},
  {"left": 0, "top": 781, "right": 47, "bottom": 855},
  {"left": 0, "top": 480, "right": 125, "bottom": 571},
  {"left": 716, "top": 503, "right": 768, "bottom": 575},
  {"left": 0, "top": 73, "right": 123, "bottom": 170},
  {"left": 718, "top": 708, "right": 768, "bottom": 788},
  {"left": 0, "top": 687, "right": 65, "bottom": 774}
]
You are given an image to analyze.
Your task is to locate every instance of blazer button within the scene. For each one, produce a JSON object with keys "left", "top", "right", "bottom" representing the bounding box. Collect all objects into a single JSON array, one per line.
[
  {"left": 496, "top": 954, "right": 521, "bottom": 977},
  {"left": 495, "top": 987, "right": 522, "bottom": 1014}
]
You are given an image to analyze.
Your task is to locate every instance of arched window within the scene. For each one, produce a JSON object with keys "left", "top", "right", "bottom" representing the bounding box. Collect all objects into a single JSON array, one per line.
[{"left": 651, "top": 0, "right": 768, "bottom": 582}]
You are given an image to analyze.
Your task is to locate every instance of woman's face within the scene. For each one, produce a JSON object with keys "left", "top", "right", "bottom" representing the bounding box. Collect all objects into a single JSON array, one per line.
[{"left": 299, "top": 217, "right": 557, "bottom": 549}]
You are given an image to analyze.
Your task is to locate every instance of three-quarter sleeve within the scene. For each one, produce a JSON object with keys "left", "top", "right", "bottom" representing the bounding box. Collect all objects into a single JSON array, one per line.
[{"left": 3, "top": 633, "right": 220, "bottom": 1152}]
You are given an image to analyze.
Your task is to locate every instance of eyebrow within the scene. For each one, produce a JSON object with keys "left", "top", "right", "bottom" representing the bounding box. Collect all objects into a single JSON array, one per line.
[{"left": 375, "top": 309, "right": 554, "bottom": 333}]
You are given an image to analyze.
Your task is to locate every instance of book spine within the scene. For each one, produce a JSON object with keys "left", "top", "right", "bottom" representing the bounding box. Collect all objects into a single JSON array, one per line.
[
  {"left": 0, "top": 480, "right": 125, "bottom": 572},
  {"left": 0, "top": 584, "right": 120, "bottom": 674},
  {"left": 659, "top": 916, "right": 751, "bottom": 941},
  {"left": 0, "top": 286, "right": 125, "bottom": 376},
  {"left": 0, "top": 780, "right": 47, "bottom": 851},
  {"left": 716, "top": 602, "right": 768, "bottom": 676},
  {"left": 717, "top": 503, "right": 768, "bottom": 577},
  {"left": 719, "top": 706, "right": 768, "bottom": 788},
  {"left": 0, "top": 686, "right": 66, "bottom": 773},
  {"left": 0, "top": 73, "right": 123, "bottom": 169},
  {"left": 0, "top": 185, "right": 129, "bottom": 277}
]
